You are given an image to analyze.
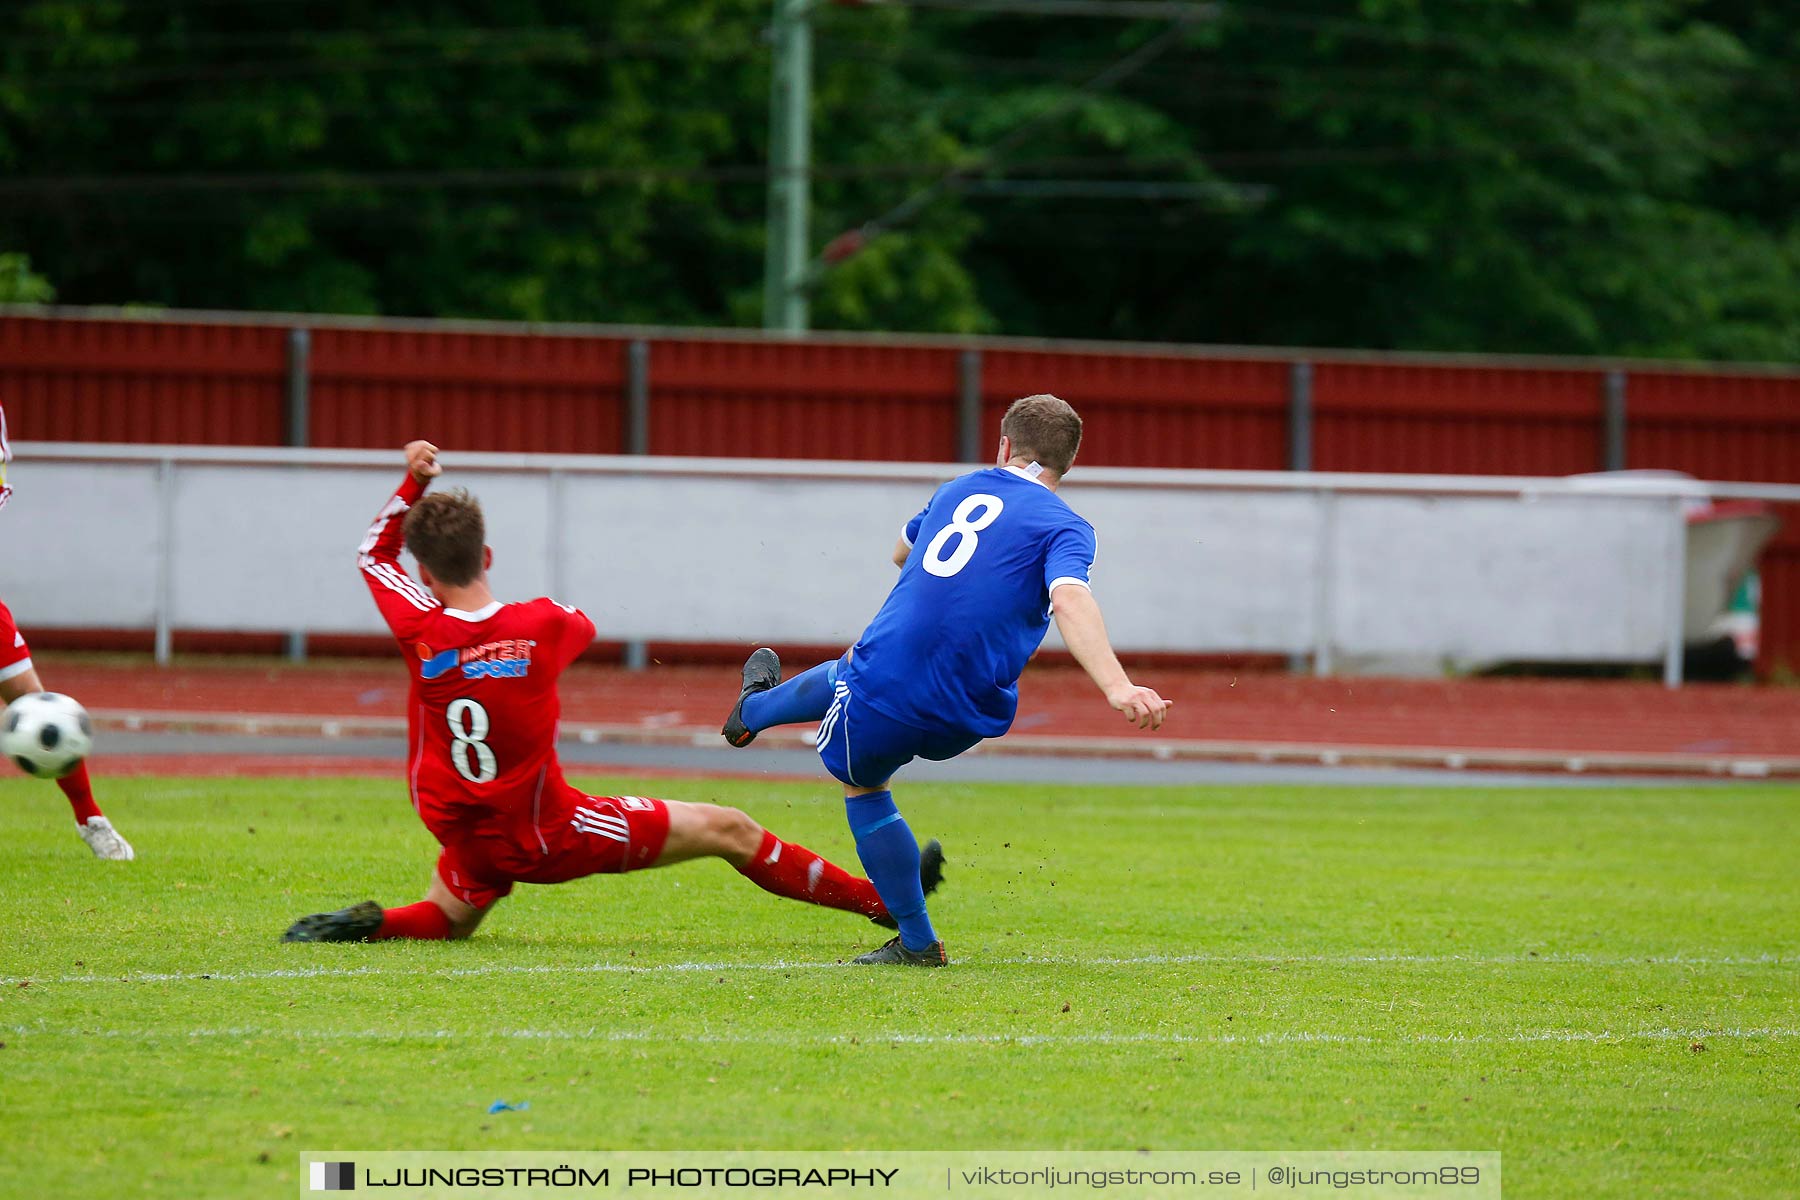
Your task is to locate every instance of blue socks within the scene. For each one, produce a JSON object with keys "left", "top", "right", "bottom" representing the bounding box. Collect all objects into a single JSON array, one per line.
[
  {"left": 845, "top": 790, "right": 937, "bottom": 952},
  {"left": 739, "top": 658, "right": 837, "bottom": 733}
]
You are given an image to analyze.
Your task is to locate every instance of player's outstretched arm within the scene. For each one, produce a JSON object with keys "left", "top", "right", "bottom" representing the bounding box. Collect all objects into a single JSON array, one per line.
[
  {"left": 1051, "top": 585, "right": 1172, "bottom": 731},
  {"left": 356, "top": 441, "right": 444, "bottom": 636}
]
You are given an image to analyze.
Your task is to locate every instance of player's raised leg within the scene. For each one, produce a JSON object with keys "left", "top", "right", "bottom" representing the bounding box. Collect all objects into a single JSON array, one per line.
[
  {"left": 723, "top": 648, "right": 842, "bottom": 747},
  {"left": 0, "top": 659, "right": 133, "bottom": 861}
]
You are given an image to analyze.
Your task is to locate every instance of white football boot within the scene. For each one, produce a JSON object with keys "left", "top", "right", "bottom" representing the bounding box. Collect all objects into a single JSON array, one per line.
[{"left": 78, "top": 816, "right": 135, "bottom": 861}]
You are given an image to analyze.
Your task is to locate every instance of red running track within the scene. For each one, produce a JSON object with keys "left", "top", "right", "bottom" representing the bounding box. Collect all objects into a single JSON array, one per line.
[{"left": 35, "top": 655, "right": 1800, "bottom": 764}]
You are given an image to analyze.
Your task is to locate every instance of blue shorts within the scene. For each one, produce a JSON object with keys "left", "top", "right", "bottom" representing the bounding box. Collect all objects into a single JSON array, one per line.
[{"left": 815, "top": 677, "right": 983, "bottom": 789}]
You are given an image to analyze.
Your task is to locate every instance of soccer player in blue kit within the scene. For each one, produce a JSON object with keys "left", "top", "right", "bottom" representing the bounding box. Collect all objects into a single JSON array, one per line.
[{"left": 721, "top": 394, "right": 1172, "bottom": 966}]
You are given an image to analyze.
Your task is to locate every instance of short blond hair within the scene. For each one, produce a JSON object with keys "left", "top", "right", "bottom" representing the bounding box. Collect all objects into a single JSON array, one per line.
[{"left": 1002, "top": 393, "right": 1083, "bottom": 475}]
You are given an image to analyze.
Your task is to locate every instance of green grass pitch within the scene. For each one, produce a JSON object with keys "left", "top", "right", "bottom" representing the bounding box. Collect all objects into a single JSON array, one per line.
[{"left": 1, "top": 774, "right": 1796, "bottom": 1198}]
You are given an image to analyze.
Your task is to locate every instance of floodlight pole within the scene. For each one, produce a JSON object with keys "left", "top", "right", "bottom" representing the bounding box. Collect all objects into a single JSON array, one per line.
[{"left": 763, "top": 0, "right": 814, "bottom": 332}]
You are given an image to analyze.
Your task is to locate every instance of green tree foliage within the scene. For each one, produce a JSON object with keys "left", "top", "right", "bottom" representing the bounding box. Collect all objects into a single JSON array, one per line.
[
  {"left": 907, "top": 0, "right": 1800, "bottom": 358},
  {"left": 1, "top": 1, "right": 1794, "bottom": 359},
  {"left": 0, "top": 252, "right": 55, "bottom": 303}
]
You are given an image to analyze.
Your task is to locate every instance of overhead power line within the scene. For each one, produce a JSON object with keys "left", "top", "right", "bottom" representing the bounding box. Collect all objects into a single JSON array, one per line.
[
  {"left": 3, "top": 24, "right": 755, "bottom": 52},
  {"left": 0, "top": 0, "right": 311, "bottom": 9},
  {"left": 863, "top": 0, "right": 1218, "bottom": 17},
  {"left": 0, "top": 155, "right": 1219, "bottom": 199},
  {"left": 959, "top": 178, "right": 1269, "bottom": 202},
  {"left": 8, "top": 34, "right": 763, "bottom": 90},
  {"left": 0, "top": 134, "right": 1757, "bottom": 204},
  {"left": 0, "top": 163, "right": 795, "bottom": 198},
  {"left": 889, "top": 0, "right": 1499, "bottom": 53}
]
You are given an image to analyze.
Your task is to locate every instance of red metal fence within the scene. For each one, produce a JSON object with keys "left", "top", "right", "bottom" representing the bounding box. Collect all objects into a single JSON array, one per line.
[
  {"left": 648, "top": 337, "right": 966, "bottom": 462},
  {"left": 310, "top": 326, "right": 632, "bottom": 454},
  {"left": 983, "top": 348, "right": 1291, "bottom": 469},
  {"left": 1309, "top": 362, "right": 1606, "bottom": 476},
  {"left": 0, "top": 315, "right": 288, "bottom": 445},
  {"left": 4, "top": 308, "right": 1797, "bottom": 666}
]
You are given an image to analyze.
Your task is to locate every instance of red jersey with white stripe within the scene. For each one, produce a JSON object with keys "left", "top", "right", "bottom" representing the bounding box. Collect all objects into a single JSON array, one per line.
[
  {"left": 1, "top": 402, "right": 13, "bottom": 512},
  {"left": 0, "top": 404, "right": 26, "bottom": 673},
  {"left": 359, "top": 474, "right": 595, "bottom": 846}
]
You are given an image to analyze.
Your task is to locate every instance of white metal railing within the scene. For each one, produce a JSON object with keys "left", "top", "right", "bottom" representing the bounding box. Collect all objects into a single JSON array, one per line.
[
  {"left": 16, "top": 442, "right": 1800, "bottom": 686},
  {"left": 25, "top": 440, "right": 1800, "bottom": 501}
]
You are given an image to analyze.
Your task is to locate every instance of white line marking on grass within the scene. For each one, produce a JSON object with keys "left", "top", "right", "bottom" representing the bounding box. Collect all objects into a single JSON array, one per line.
[
  {"left": 1050, "top": 952, "right": 1800, "bottom": 968},
  {"left": 6, "top": 961, "right": 813, "bottom": 986},
  {"left": 6, "top": 950, "right": 1794, "bottom": 988},
  {"left": 5, "top": 1024, "right": 1796, "bottom": 1048}
]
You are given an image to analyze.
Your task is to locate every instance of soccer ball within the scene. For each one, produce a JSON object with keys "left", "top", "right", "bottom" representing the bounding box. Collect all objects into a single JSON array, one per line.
[{"left": 1, "top": 692, "right": 94, "bottom": 780}]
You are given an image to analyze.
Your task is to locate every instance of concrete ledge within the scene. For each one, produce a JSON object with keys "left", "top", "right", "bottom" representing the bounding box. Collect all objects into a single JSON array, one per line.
[{"left": 91, "top": 709, "right": 1800, "bottom": 780}]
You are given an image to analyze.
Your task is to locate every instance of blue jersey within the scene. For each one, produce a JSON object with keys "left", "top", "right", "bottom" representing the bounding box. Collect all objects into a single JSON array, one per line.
[{"left": 843, "top": 466, "right": 1098, "bottom": 739}]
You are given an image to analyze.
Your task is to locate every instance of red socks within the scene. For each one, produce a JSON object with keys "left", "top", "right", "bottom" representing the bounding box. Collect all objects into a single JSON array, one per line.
[
  {"left": 57, "top": 762, "right": 102, "bottom": 825},
  {"left": 374, "top": 901, "right": 453, "bottom": 940},
  {"left": 737, "top": 830, "right": 887, "bottom": 921}
]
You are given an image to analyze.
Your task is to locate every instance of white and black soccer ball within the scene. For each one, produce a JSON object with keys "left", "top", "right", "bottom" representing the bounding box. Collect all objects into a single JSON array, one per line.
[{"left": 1, "top": 692, "right": 94, "bottom": 780}]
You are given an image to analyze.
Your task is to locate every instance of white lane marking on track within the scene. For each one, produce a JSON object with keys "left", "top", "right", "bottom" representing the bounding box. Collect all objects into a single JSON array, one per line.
[
  {"left": 4, "top": 950, "right": 1794, "bottom": 988},
  {"left": 5, "top": 1024, "right": 1796, "bottom": 1047}
]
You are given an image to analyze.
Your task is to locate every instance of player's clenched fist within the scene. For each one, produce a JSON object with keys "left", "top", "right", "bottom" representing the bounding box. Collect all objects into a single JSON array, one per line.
[
  {"left": 405, "top": 440, "right": 442, "bottom": 483},
  {"left": 1107, "top": 683, "right": 1171, "bottom": 731}
]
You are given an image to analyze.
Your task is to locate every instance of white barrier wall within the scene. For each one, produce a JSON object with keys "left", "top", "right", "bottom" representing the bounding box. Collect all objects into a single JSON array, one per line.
[
  {"left": 0, "top": 445, "right": 1701, "bottom": 674},
  {"left": 1327, "top": 494, "right": 1672, "bottom": 661}
]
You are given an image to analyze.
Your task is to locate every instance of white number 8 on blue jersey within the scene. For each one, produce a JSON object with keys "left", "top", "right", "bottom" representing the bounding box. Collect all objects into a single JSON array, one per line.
[{"left": 922, "top": 493, "right": 1004, "bottom": 578}]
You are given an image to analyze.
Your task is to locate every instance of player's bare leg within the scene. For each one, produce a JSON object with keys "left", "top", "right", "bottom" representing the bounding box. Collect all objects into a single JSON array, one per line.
[
  {"left": 422, "top": 871, "right": 489, "bottom": 937},
  {"left": 283, "top": 804, "right": 941, "bottom": 943},
  {"left": 0, "top": 665, "right": 132, "bottom": 860}
]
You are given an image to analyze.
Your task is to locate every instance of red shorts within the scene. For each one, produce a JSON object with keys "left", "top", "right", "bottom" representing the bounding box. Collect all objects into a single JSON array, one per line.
[
  {"left": 435, "top": 787, "right": 671, "bottom": 909},
  {"left": 0, "top": 597, "right": 33, "bottom": 683}
]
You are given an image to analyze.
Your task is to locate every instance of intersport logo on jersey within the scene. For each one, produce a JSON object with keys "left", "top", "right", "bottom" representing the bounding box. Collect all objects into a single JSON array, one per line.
[{"left": 418, "top": 639, "right": 537, "bottom": 681}]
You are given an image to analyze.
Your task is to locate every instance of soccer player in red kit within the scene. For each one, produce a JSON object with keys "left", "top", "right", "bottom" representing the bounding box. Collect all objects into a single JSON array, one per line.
[
  {"left": 0, "top": 403, "right": 134, "bottom": 860},
  {"left": 284, "top": 441, "right": 937, "bottom": 943}
]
